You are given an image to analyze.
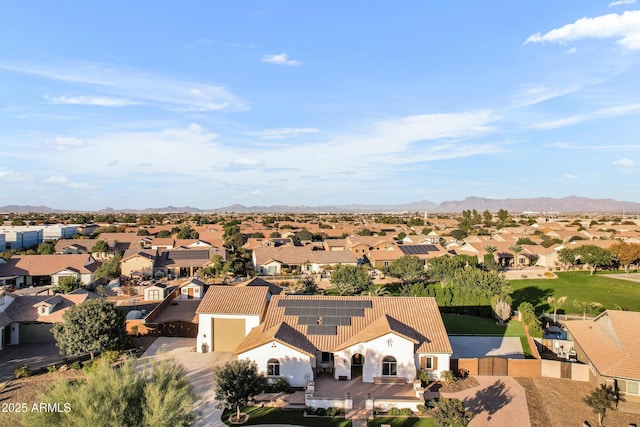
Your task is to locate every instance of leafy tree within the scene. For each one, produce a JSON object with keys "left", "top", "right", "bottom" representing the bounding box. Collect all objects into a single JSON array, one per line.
[
  {"left": 176, "top": 225, "right": 199, "bottom": 239},
  {"left": 557, "top": 248, "right": 577, "bottom": 271},
  {"left": 377, "top": 230, "right": 387, "bottom": 236},
  {"left": 52, "top": 298, "right": 126, "bottom": 358},
  {"left": 22, "top": 358, "right": 195, "bottom": 427},
  {"left": 137, "top": 229, "right": 150, "bottom": 236},
  {"left": 91, "top": 240, "right": 109, "bottom": 253},
  {"left": 482, "top": 210, "right": 493, "bottom": 227},
  {"left": 573, "top": 299, "right": 603, "bottom": 320},
  {"left": 583, "top": 384, "right": 622, "bottom": 427},
  {"left": 213, "top": 360, "right": 267, "bottom": 422},
  {"left": 357, "top": 228, "right": 372, "bottom": 236},
  {"left": 156, "top": 230, "right": 172, "bottom": 238},
  {"left": 330, "top": 264, "right": 372, "bottom": 296},
  {"left": 53, "top": 276, "right": 83, "bottom": 294},
  {"left": 610, "top": 242, "right": 640, "bottom": 273},
  {"left": 547, "top": 296, "right": 567, "bottom": 323},
  {"left": 11, "top": 218, "right": 26, "bottom": 226},
  {"left": 251, "top": 232, "right": 265, "bottom": 238},
  {"left": 516, "top": 237, "right": 537, "bottom": 246},
  {"left": 497, "top": 208, "right": 511, "bottom": 225},
  {"left": 575, "top": 245, "right": 613, "bottom": 275},
  {"left": 518, "top": 302, "right": 543, "bottom": 338},
  {"left": 431, "top": 398, "right": 474, "bottom": 427},
  {"left": 388, "top": 255, "right": 424, "bottom": 283},
  {"left": 290, "top": 276, "right": 320, "bottom": 294},
  {"left": 396, "top": 232, "right": 407, "bottom": 240},
  {"left": 94, "top": 253, "right": 122, "bottom": 280},
  {"left": 37, "top": 242, "right": 55, "bottom": 255},
  {"left": 269, "top": 231, "right": 281, "bottom": 238},
  {"left": 294, "top": 228, "right": 313, "bottom": 241},
  {"left": 427, "top": 255, "right": 479, "bottom": 282},
  {"left": 449, "top": 229, "right": 467, "bottom": 241},
  {"left": 199, "top": 254, "right": 230, "bottom": 279}
]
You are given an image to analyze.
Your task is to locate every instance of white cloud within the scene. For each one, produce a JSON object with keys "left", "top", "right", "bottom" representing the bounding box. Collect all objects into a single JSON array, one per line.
[
  {"left": 609, "top": 0, "right": 636, "bottom": 7},
  {"left": 68, "top": 182, "right": 99, "bottom": 190},
  {"left": 261, "top": 53, "right": 302, "bottom": 66},
  {"left": 254, "top": 127, "right": 319, "bottom": 139},
  {"left": 44, "top": 175, "right": 69, "bottom": 184},
  {"left": 47, "top": 95, "right": 138, "bottom": 107},
  {"left": 1, "top": 62, "right": 248, "bottom": 112},
  {"left": 525, "top": 10, "right": 640, "bottom": 50},
  {"left": 230, "top": 158, "right": 265, "bottom": 168},
  {"left": 514, "top": 84, "right": 584, "bottom": 107},
  {"left": 0, "top": 170, "right": 32, "bottom": 182},
  {"left": 52, "top": 136, "right": 90, "bottom": 150},
  {"left": 566, "top": 47, "right": 578, "bottom": 54},
  {"left": 614, "top": 158, "right": 635, "bottom": 166},
  {"left": 564, "top": 174, "right": 578, "bottom": 179},
  {"left": 531, "top": 103, "right": 640, "bottom": 129}
]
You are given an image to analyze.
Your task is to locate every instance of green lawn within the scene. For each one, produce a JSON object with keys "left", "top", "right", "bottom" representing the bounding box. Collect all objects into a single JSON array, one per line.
[
  {"left": 222, "top": 407, "right": 352, "bottom": 427},
  {"left": 368, "top": 417, "right": 437, "bottom": 427},
  {"left": 510, "top": 271, "right": 640, "bottom": 314}
]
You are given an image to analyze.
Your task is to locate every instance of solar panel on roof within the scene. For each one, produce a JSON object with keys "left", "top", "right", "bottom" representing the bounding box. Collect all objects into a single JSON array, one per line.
[
  {"left": 307, "top": 325, "right": 337, "bottom": 335},
  {"left": 323, "top": 317, "right": 351, "bottom": 326}
]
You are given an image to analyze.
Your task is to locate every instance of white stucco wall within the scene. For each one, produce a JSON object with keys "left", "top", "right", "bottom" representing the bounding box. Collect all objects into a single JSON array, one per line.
[
  {"left": 238, "top": 341, "right": 314, "bottom": 387},
  {"left": 334, "top": 333, "right": 417, "bottom": 383},
  {"left": 196, "top": 313, "right": 261, "bottom": 353},
  {"left": 180, "top": 284, "right": 202, "bottom": 299},
  {"left": 415, "top": 352, "right": 451, "bottom": 380}
]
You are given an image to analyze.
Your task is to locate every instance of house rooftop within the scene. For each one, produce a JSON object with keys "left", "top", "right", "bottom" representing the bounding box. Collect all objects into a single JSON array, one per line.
[{"left": 196, "top": 285, "right": 269, "bottom": 316}]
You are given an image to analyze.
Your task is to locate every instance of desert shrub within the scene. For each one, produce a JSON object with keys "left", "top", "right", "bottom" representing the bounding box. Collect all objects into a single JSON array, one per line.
[
  {"left": 416, "top": 403, "right": 427, "bottom": 414},
  {"left": 47, "top": 365, "right": 58, "bottom": 373},
  {"left": 305, "top": 406, "right": 315, "bottom": 413},
  {"left": 544, "top": 272, "right": 554, "bottom": 278},
  {"left": 70, "top": 361, "right": 82, "bottom": 370},
  {"left": 314, "top": 407, "right": 326, "bottom": 416},
  {"left": 326, "top": 407, "right": 338, "bottom": 416},
  {"left": 388, "top": 407, "right": 401, "bottom": 416},
  {"left": 101, "top": 350, "right": 121, "bottom": 363},
  {"left": 15, "top": 364, "right": 31, "bottom": 378},
  {"left": 399, "top": 408, "right": 412, "bottom": 416},
  {"left": 374, "top": 406, "right": 385, "bottom": 415},
  {"left": 273, "top": 377, "right": 292, "bottom": 393}
]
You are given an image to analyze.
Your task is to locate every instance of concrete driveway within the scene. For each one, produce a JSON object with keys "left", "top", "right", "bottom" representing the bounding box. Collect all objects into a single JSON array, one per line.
[
  {"left": 449, "top": 336, "right": 524, "bottom": 359},
  {"left": 0, "top": 342, "right": 64, "bottom": 381},
  {"left": 440, "top": 376, "right": 531, "bottom": 427},
  {"left": 138, "top": 337, "right": 235, "bottom": 427}
]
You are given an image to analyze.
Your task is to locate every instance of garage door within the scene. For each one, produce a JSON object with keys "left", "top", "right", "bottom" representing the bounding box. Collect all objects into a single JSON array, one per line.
[
  {"left": 212, "top": 318, "right": 246, "bottom": 352},
  {"left": 20, "top": 323, "right": 55, "bottom": 344}
]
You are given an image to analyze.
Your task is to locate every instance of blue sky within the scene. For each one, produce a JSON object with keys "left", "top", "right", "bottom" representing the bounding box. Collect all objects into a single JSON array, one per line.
[{"left": 1, "top": 1, "right": 640, "bottom": 210}]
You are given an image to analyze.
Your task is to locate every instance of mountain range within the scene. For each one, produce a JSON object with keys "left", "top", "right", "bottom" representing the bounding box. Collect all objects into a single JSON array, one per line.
[{"left": 2, "top": 196, "right": 640, "bottom": 214}]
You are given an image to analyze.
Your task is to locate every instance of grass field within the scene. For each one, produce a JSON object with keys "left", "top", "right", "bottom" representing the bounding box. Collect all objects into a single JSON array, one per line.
[
  {"left": 223, "top": 407, "right": 352, "bottom": 426},
  {"left": 509, "top": 271, "right": 640, "bottom": 314},
  {"left": 368, "top": 417, "right": 437, "bottom": 426}
]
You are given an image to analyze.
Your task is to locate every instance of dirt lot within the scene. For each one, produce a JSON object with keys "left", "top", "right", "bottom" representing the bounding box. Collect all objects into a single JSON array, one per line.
[
  {"left": 0, "top": 369, "right": 84, "bottom": 427},
  {"left": 516, "top": 377, "right": 639, "bottom": 427}
]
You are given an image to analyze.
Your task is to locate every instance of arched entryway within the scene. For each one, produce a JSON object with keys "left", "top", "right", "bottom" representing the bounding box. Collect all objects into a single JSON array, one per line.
[{"left": 351, "top": 353, "right": 364, "bottom": 379}]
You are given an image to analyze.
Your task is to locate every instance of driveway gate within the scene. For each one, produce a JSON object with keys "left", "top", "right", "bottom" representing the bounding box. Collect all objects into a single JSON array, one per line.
[{"left": 478, "top": 356, "right": 508, "bottom": 376}]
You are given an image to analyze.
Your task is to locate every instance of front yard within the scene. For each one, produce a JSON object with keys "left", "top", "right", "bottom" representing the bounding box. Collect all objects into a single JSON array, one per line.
[{"left": 222, "top": 407, "right": 352, "bottom": 427}]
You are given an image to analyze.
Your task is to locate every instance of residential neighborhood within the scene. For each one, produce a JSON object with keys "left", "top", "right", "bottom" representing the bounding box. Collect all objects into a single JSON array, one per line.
[{"left": 1, "top": 209, "right": 640, "bottom": 426}]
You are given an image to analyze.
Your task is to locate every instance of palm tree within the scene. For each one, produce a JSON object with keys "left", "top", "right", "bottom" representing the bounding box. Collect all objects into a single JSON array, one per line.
[
  {"left": 508, "top": 244, "right": 523, "bottom": 269},
  {"left": 573, "top": 299, "right": 603, "bottom": 320},
  {"left": 547, "top": 296, "right": 567, "bottom": 323}
]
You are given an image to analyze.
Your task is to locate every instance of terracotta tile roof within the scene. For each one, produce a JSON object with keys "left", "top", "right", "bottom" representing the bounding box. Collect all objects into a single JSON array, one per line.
[
  {"left": 233, "top": 322, "right": 315, "bottom": 356},
  {"left": 151, "top": 238, "right": 175, "bottom": 247},
  {"left": 0, "top": 254, "right": 99, "bottom": 277},
  {"left": 335, "top": 314, "right": 419, "bottom": 351},
  {"left": 236, "top": 295, "right": 452, "bottom": 355},
  {"left": 54, "top": 239, "right": 101, "bottom": 253},
  {"left": 196, "top": 285, "right": 268, "bottom": 316},
  {"left": 4, "top": 289, "right": 97, "bottom": 323},
  {"left": 565, "top": 310, "right": 640, "bottom": 380}
]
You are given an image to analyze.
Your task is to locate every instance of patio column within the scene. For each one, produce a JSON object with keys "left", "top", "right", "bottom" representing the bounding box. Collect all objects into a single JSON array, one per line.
[{"left": 344, "top": 392, "right": 353, "bottom": 410}]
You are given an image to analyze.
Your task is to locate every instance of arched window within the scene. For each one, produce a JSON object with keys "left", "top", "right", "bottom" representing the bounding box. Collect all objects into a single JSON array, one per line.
[
  {"left": 267, "top": 358, "right": 280, "bottom": 376},
  {"left": 382, "top": 356, "right": 397, "bottom": 376}
]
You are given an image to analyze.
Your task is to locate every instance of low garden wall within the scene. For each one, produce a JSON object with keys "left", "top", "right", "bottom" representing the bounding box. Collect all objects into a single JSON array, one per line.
[
  {"left": 370, "top": 398, "right": 423, "bottom": 412},
  {"left": 305, "top": 397, "right": 347, "bottom": 409}
]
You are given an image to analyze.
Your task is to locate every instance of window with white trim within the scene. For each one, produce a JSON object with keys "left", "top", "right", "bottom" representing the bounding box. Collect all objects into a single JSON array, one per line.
[
  {"left": 382, "top": 356, "right": 397, "bottom": 376},
  {"left": 267, "top": 359, "right": 280, "bottom": 376}
]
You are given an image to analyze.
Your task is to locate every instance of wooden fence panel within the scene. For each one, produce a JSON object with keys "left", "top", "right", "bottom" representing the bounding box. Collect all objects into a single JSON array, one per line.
[{"left": 507, "top": 359, "right": 541, "bottom": 377}]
